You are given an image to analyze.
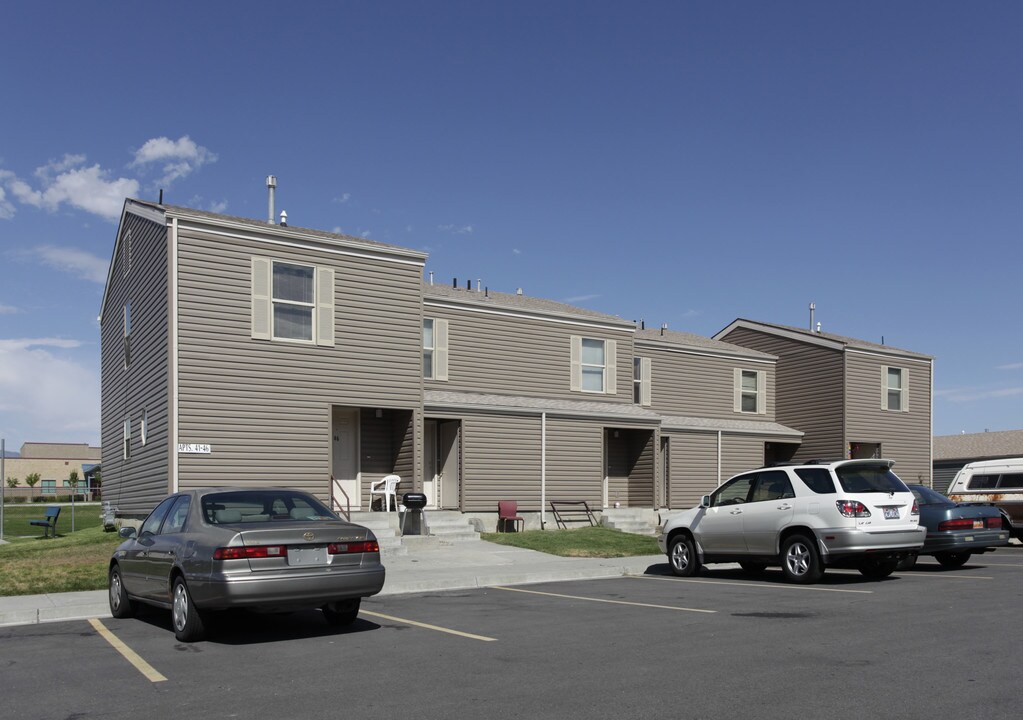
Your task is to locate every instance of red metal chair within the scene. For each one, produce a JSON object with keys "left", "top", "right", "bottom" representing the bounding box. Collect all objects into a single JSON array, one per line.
[{"left": 497, "top": 500, "right": 524, "bottom": 532}]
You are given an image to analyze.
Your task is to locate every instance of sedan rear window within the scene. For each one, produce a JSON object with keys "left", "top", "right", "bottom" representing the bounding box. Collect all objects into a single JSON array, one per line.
[
  {"left": 909, "top": 484, "right": 954, "bottom": 506},
  {"left": 835, "top": 464, "right": 909, "bottom": 494},
  {"left": 203, "top": 490, "right": 338, "bottom": 524}
]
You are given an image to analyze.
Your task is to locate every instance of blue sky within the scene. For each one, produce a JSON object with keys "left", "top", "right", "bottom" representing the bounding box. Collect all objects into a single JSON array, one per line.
[{"left": 1, "top": 1, "right": 1021, "bottom": 450}]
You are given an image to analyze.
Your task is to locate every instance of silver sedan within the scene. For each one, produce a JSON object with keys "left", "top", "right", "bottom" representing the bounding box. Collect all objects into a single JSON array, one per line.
[{"left": 108, "top": 487, "right": 385, "bottom": 641}]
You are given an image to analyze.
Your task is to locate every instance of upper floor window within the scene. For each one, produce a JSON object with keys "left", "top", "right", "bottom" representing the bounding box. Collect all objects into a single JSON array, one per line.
[
  {"left": 883, "top": 366, "right": 907, "bottom": 411},
  {"left": 570, "top": 336, "right": 617, "bottom": 394},
  {"left": 734, "top": 369, "right": 766, "bottom": 414},
  {"left": 251, "top": 258, "right": 334, "bottom": 346},
  {"left": 123, "top": 417, "right": 131, "bottom": 460},
  {"left": 140, "top": 408, "right": 148, "bottom": 446},
  {"left": 423, "top": 318, "right": 449, "bottom": 381},
  {"left": 634, "top": 357, "right": 651, "bottom": 406}
]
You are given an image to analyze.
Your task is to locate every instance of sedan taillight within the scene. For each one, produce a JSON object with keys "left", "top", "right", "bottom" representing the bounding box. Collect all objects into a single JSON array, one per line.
[
  {"left": 213, "top": 545, "right": 288, "bottom": 560},
  {"left": 987, "top": 517, "right": 1004, "bottom": 529},
  {"left": 328, "top": 540, "right": 380, "bottom": 554},
  {"left": 937, "top": 518, "right": 979, "bottom": 531},
  {"left": 836, "top": 500, "right": 871, "bottom": 518}
]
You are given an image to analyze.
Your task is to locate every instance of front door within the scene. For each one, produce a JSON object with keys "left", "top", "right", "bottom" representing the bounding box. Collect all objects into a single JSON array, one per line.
[
  {"left": 424, "top": 420, "right": 438, "bottom": 509},
  {"left": 438, "top": 421, "right": 461, "bottom": 510},
  {"left": 332, "top": 408, "right": 360, "bottom": 513}
]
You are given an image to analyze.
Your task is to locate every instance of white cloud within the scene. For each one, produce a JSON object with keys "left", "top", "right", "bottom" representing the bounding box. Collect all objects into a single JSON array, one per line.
[
  {"left": 0, "top": 303, "right": 18, "bottom": 314},
  {"left": 131, "top": 135, "right": 216, "bottom": 186},
  {"left": 0, "top": 185, "right": 14, "bottom": 219},
  {"left": 334, "top": 193, "right": 351, "bottom": 204},
  {"left": 936, "top": 385, "right": 1023, "bottom": 402},
  {"left": 438, "top": 224, "right": 474, "bottom": 235},
  {"left": 1, "top": 158, "right": 138, "bottom": 221},
  {"left": 0, "top": 338, "right": 98, "bottom": 445},
  {"left": 563, "top": 294, "right": 600, "bottom": 303},
  {"left": 35, "top": 246, "right": 109, "bottom": 284},
  {"left": 997, "top": 362, "right": 1023, "bottom": 370},
  {"left": 512, "top": 248, "right": 521, "bottom": 255}
]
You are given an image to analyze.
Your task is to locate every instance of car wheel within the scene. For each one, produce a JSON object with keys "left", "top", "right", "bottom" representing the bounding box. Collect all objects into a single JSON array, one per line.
[
  {"left": 322, "top": 598, "right": 361, "bottom": 627},
  {"left": 668, "top": 535, "right": 700, "bottom": 577},
  {"left": 108, "top": 565, "right": 135, "bottom": 619},
  {"left": 935, "top": 551, "right": 971, "bottom": 569},
  {"left": 780, "top": 534, "right": 823, "bottom": 584},
  {"left": 858, "top": 557, "right": 898, "bottom": 580},
  {"left": 171, "top": 577, "right": 207, "bottom": 642},
  {"left": 738, "top": 561, "right": 767, "bottom": 576},
  {"left": 896, "top": 553, "right": 917, "bottom": 571}
]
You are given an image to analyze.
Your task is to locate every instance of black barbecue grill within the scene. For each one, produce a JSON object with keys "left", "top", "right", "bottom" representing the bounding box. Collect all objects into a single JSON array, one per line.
[{"left": 400, "top": 492, "right": 429, "bottom": 535}]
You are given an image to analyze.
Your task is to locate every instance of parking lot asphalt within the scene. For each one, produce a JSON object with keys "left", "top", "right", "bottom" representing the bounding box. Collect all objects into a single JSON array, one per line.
[
  {"left": 0, "top": 540, "right": 666, "bottom": 627},
  {"left": 3, "top": 545, "right": 1022, "bottom": 720}
]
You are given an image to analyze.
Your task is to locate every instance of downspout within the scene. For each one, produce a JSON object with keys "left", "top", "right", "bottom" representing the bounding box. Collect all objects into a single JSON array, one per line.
[
  {"left": 540, "top": 412, "right": 547, "bottom": 529},
  {"left": 929, "top": 360, "right": 934, "bottom": 488},
  {"left": 169, "top": 217, "right": 179, "bottom": 493},
  {"left": 717, "top": 430, "right": 723, "bottom": 485}
]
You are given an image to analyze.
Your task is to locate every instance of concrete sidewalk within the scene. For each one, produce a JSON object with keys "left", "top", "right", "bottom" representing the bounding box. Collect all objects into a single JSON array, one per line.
[{"left": 0, "top": 541, "right": 668, "bottom": 628}]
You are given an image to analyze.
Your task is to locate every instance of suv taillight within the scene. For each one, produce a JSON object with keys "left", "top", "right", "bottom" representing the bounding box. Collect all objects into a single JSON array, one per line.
[
  {"left": 911, "top": 499, "right": 919, "bottom": 518},
  {"left": 836, "top": 500, "right": 871, "bottom": 518}
]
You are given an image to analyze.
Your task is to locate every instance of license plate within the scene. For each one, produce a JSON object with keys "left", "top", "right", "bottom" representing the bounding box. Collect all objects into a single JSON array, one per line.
[
  {"left": 288, "top": 546, "right": 328, "bottom": 566},
  {"left": 973, "top": 520, "right": 984, "bottom": 529},
  {"left": 883, "top": 507, "right": 900, "bottom": 519}
]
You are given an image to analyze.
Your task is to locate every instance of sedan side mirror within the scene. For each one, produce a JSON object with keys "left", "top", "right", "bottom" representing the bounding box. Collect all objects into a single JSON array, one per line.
[
  {"left": 700, "top": 495, "right": 711, "bottom": 509},
  {"left": 119, "top": 526, "right": 137, "bottom": 539}
]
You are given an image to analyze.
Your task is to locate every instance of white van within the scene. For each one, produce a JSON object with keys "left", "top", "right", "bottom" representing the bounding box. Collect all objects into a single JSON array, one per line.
[{"left": 946, "top": 458, "right": 1023, "bottom": 541}]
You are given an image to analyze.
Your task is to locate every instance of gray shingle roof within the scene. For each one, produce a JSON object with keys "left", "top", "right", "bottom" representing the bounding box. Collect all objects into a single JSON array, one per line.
[
  {"left": 423, "top": 283, "right": 634, "bottom": 327},
  {"left": 424, "top": 390, "right": 661, "bottom": 421},
  {"left": 933, "top": 429, "right": 1023, "bottom": 461},
  {"left": 660, "top": 415, "right": 803, "bottom": 437},
  {"left": 722, "top": 319, "right": 932, "bottom": 360},
  {"left": 134, "top": 200, "right": 426, "bottom": 258},
  {"left": 635, "top": 328, "right": 776, "bottom": 359}
]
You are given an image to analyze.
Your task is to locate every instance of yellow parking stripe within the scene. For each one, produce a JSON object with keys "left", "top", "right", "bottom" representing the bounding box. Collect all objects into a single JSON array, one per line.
[
  {"left": 360, "top": 610, "right": 497, "bottom": 642},
  {"left": 493, "top": 585, "right": 716, "bottom": 613},
  {"left": 89, "top": 619, "right": 167, "bottom": 683},
  {"left": 630, "top": 575, "right": 873, "bottom": 594}
]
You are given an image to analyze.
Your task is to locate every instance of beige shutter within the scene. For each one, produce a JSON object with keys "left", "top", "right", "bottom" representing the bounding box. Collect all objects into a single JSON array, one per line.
[
  {"left": 570, "top": 336, "right": 581, "bottom": 391},
  {"left": 902, "top": 369, "right": 909, "bottom": 412},
  {"left": 434, "top": 319, "right": 449, "bottom": 381},
  {"left": 640, "top": 357, "right": 652, "bottom": 406},
  {"left": 757, "top": 370, "right": 767, "bottom": 415},
  {"left": 733, "top": 368, "right": 742, "bottom": 412},
  {"left": 251, "top": 257, "right": 271, "bottom": 340},
  {"left": 315, "top": 267, "right": 335, "bottom": 347},
  {"left": 605, "top": 339, "right": 617, "bottom": 395},
  {"left": 881, "top": 367, "right": 890, "bottom": 411}
]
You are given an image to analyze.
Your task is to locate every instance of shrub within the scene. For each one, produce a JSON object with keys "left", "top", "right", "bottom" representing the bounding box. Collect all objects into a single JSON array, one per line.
[{"left": 5, "top": 477, "right": 18, "bottom": 489}]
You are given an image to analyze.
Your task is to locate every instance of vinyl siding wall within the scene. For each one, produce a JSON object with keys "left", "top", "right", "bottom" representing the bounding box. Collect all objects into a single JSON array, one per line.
[
  {"left": 174, "top": 223, "right": 423, "bottom": 502},
  {"left": 100, "top": 212, "right": 170, "bottom": 516},
  {"left": 845, "top": 351, "right": 933, "bottom": 483},
  {"left": 545, "top": 417, "right": 607, "bottom": 509},
  {"left": 455, "top": 411, "right": 543, "bottom": 512},
  {"left": 719, "top": 328, "right": 845, "bottom": 460},
  {"left": 641, "top": 344, "right": 776, "bottom": 420},
  {"left": 424, "top": 299, "right": 635, "bottom": 405}
]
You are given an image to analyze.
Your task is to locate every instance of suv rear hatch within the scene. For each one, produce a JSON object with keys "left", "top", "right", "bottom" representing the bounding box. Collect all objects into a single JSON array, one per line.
[{"left": 834, "top": 461, "right": 918, "bottom": 528}]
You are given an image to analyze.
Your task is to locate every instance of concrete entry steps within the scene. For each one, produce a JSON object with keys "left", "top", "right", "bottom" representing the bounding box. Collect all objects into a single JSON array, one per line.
[
  {"left": 599, "top": 508, "right": 660, "bottom": 536},
  {"left": 351, "top": 510, "right": 481, "bottom": 556}
]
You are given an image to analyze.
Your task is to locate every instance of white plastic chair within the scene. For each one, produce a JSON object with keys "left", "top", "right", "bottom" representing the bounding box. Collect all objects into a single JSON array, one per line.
[{"left": 370, "top": 474, "right": 401, "bottom": 512}]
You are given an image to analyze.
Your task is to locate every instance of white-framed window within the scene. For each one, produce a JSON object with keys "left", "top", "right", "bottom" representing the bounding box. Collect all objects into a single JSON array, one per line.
[
  {"left": 883, "top": 366, "right": 908, "bottom": 412},
  {"left": 123, "top": 303, "right": 131, "bottom": 368},
  {"left": 251, "top": 258, "right": 334, "bottom": 346},
  {"left": 140, "top": 408, "right": 148, "bottom": 446},
  {"left": 570, "top": 336, "right": 617, "bottom": 394},
  {"left": 734, "top": 368, "right": 766, "bottom": 414},
  {"left": 634, "top": 357, "right": 652, "bottom": 406},
  {"left": 422, "top": 318, "right": 449, "bottom": 380},
  {"left": 123, "top": 417, "right": 131, "bottom": 460}
]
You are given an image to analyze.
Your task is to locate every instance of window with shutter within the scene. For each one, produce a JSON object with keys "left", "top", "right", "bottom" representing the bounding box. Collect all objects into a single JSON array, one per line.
[{"left": 251, "top": 258, "right": 334, "bottom": 346}]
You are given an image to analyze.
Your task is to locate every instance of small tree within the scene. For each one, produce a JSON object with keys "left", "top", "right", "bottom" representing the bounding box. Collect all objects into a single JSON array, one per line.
[
  {"left": 5, "top": 477, "right": 18, "bottom": 488},
  {"left": 25, "top": 472, "right": 40, "bottom": 489},
  {"left": 68, "top": 469, "right": 81, "bottom": 500}
]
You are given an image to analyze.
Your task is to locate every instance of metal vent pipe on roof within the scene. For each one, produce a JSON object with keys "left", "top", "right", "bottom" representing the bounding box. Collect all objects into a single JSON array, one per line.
[
  {"left": 809, "top": 302, "right": 815, "bottom": 332},
  {"left": 267, "top": 175, "right": 277, "bottom": 224}
]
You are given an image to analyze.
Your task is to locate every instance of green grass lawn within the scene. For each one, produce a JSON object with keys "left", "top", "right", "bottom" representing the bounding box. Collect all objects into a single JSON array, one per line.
[
  {"left": 1, "top": 503, "right": 103, "bottom": 539},
  {"left": 0, "top": 524, "right": 123, "bottom": 596},
  {"left": 481, "top": 525, "right": 660, "bottom": 557}
]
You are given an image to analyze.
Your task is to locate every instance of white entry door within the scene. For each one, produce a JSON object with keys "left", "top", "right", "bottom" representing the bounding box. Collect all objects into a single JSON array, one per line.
[
  {"left": 423, "top": 420, "right": 439, "bottom": 509},
  {"left": 332, "top": 408, "right": 360, "bottom": 512}
]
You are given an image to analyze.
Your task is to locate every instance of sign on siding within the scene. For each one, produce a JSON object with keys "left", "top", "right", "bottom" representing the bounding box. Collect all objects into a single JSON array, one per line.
[{"left": 177, "top": 443, "right": 212, "bottom": 454}]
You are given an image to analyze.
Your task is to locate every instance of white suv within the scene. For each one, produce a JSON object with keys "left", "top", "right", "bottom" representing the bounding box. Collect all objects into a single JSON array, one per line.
[{"left": 657, "top": 459, "right": 925, "bottom": 583}]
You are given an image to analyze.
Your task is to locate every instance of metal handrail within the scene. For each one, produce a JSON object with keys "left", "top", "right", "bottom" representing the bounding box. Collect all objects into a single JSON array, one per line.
[{"left": 331, "top": 476, "right": 351, "bottom": 521}]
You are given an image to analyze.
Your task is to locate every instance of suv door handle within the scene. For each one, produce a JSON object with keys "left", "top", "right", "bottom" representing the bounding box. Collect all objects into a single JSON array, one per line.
[
  {"left": 729, "top": 509, "right": 743, "bottom": 515},
  {"left": 777, "top": 503, "right": 792, "bottom": 510}
]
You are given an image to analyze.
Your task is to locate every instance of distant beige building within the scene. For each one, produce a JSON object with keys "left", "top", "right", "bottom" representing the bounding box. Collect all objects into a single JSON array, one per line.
[{"left": 4, "top": 442, "right": 101, "bottom": 497}]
